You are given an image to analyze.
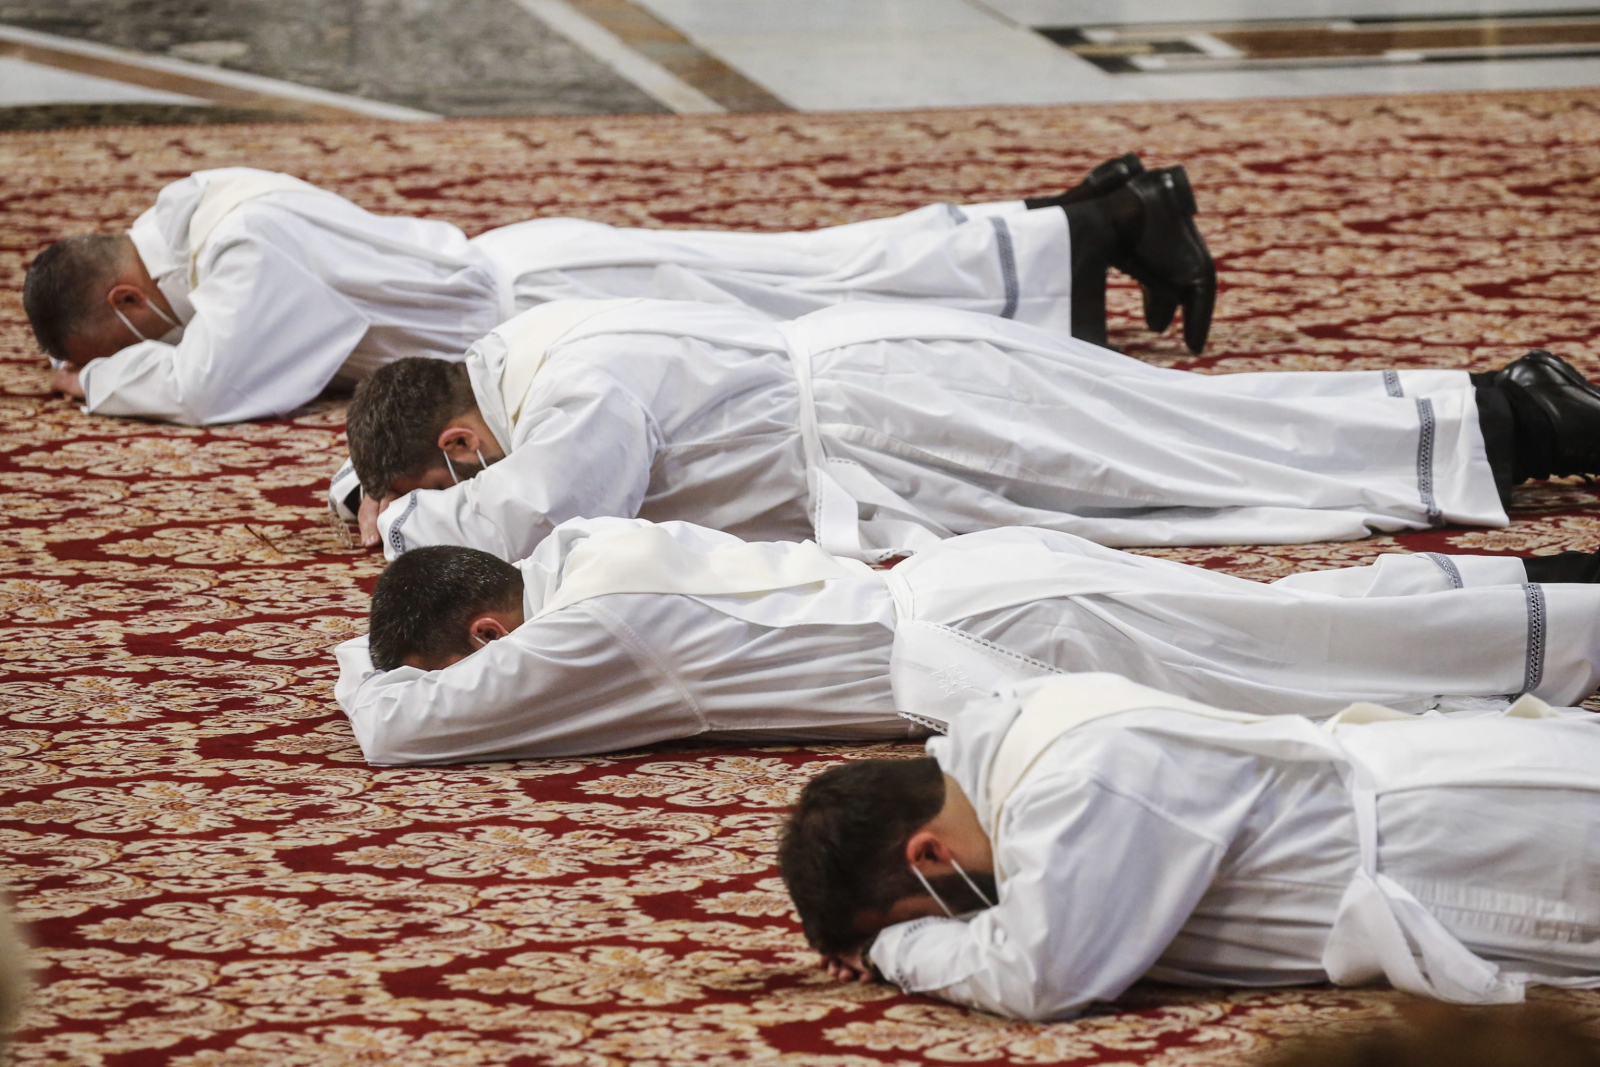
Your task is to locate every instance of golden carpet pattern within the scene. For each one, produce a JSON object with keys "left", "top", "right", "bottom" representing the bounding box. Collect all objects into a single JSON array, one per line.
[{"left": 4, "top": 93, "right": 1600, "bottom": 1064}]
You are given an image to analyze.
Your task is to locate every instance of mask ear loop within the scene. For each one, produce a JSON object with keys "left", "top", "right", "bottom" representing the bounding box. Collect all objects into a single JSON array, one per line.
[
  {"left": 949, "top": 857, "right": 995, "bottom": 908},
  {"left": 441, "top": 447, "right": 490, "bottom": 485},
  {"left": 112, "top": 306, "right": 148, "bottom": 343},
  {"left": 148, "top": 301, "right": 180, "bottom": 331},
  {"left": 910, "top": 865, "right": 955, "bottom": 918},
  {"left": 112, "top": 298, "right": 181, "bottom": 344}
]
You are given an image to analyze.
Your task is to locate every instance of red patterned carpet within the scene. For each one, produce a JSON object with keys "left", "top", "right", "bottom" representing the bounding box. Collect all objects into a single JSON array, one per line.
[{"left": 5, "top": 93, "right": 1600, "bottom": 1065}]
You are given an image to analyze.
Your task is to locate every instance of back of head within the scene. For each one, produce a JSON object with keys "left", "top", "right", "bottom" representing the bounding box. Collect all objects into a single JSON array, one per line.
[
  {"left": 368, "top": 545, "right": 523, "bottom": 671},
  {"left": 779, "top": 757, "right": 945, "bottom": 956},
  {"left": 1253, "top": 1004, "right": 1600, "bottom": 1067},
  {"left": 347, "top": 358, "right": 477, "bottom": 499},
  {"left": 22, "top": 235, "right": 130, "bottom": 361}
]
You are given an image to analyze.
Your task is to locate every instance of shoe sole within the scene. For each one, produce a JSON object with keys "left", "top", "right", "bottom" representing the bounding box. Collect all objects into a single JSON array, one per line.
[{"left": 1126, "top": 166, "right": 1213, "bottom": 350}]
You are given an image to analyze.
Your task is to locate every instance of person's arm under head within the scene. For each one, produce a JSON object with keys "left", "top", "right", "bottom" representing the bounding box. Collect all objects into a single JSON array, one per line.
[
  {"left": 79, "top": 227, "right": 369, "bottom": 425},
  {"left": 869, "top": 766, "right": 1224, "bottom": 1021},
  {"left": 51, "top": 363, "right": 85, "bottom": 399},
  {"left": 332, "top": 603, "right": 702, "bottom": 764},
  {"left": 377, "top": 367, "right": 658, "bottom": 561}
]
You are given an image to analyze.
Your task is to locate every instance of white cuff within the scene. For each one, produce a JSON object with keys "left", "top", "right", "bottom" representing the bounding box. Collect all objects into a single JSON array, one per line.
[{"left": 328, "top": 458, "right": 362, "bottom": 522}]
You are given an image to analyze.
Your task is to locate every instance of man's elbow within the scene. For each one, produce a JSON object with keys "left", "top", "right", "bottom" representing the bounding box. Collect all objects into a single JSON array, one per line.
[
  {"left": 342, "top": 706, "right": 428, "bottom": 767},
  {"left": 348, "top": 721, "right": 433, "bottom": 767},
  {"left": 939, "top": 980, "right": 1094, "bottom": 1024},
  {"left": 1014, "top": 996, "right": 1090, "bottom": 1024}
]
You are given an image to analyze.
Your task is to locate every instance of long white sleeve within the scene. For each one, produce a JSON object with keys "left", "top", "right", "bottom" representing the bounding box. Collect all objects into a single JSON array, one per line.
[
  {"left": 80, "top": 234, "right": 369, "bottom": 425},
  {"left": 872, "top": 770, "right": 1225, "bottom": 1021},
  {"left": 1270, "top": 552, "right": 1530, "bottom": 597},
  {"left": 379, "top": 366, "right": 657, "bottom": 560},
  {"left": 335, "top": 598, "right": 903, "bottom": 764},
  {"left": 334, "top": 514, "right": 904, "bottom": 763},
  {"left": 333, "top": 612, "right": 699, "bottom": 765}
]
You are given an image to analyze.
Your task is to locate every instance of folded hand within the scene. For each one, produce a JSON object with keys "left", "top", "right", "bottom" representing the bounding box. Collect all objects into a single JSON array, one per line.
[
  {"left": 358, "top": 493, "right": 398, "bottom": 549},
  {"left": 822, "top": 950, "right": 875, "bottom": 984},
  {"left": 50, "top": 365, "right": 83, "bottom": 400}
]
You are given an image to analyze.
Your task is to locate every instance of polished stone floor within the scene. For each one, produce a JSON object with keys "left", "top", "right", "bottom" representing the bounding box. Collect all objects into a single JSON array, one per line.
[
  {"left": 2, "top": 0, "right": 1599, "bottom": 125},
  {"left": 639, "top": 0, "right": 1600, "bottom": 109},
  {"left": 0, "top": 0, "right": 663, "bottom": 122}
]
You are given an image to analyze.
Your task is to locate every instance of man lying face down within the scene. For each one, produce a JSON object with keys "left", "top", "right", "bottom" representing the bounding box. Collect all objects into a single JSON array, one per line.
[
  {"left": 333, "top": 516, "right": 1600, "bottom": 766},
  {"left": 30, "top": 155, "right": 1208, "bottom": 430},
  {"left": 23, "top": 168, "right": 505, "bottom": 426},
  {"left": 779, "top": 674, "right": 1600, "bottom": 1020},
  {"left": 342, "top": 280, "right": 1600, "bottom": 564}
]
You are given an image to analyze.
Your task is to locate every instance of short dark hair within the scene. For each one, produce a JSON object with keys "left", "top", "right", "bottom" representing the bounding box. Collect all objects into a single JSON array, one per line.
[
  {"left": 347, "top": 358, "right": 478, "bottom": 499},
  {"left": 368, "top": 545, "right": 523, "bottom": 671},
  {"left": 22, "top": 235, "right": 131, "bottom": 360},
  {"left": 778, "top": 757, "right": 945, "bottom": 955}
]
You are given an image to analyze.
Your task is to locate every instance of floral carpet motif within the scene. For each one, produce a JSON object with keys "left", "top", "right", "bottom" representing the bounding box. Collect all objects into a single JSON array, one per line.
[{"left": 4, "top": 92, "right": 1600, "bottom": 1065}]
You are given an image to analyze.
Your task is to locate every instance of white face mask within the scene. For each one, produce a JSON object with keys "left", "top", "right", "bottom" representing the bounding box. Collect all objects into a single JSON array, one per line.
[
  {"left": 441, "top": 448, "right": 489, "bottom": 486},
  {"left": 113, "top": 300, "right": 183, "bottom": 345}
]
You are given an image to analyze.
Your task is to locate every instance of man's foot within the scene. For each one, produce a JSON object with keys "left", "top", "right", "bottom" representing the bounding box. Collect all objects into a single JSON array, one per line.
[
  {"left": 1060, "top": 197, "right": 1117, "bottom": 348},
  {"left": 1024, "top": 153, "right": 1144, "bottom": 210},
  {"left": 1494, "top": 350, "right": 1600, "bottom": 477},
  {"left": 1521, "top": 548, "right": 1600, "bottom": 584},
  {"left": 1111, "top": 166, "right": 1216, "bottom": 354},
  {"left": 1138, "top": 281, "right": 1180, "bottom": 334}
]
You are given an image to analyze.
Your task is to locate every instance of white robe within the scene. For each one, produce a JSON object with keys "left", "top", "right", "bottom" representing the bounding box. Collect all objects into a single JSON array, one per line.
[
  {"left": 84, "top": 169, "right": 1067, "bottom": 426},
  {"left": 333, "top": 518, "right": 1600, "bottom": 765},
  {"left": 471, "top": 199, "right": 1073, "bottom": 329},
  {"left": 82, "top": 168, "right": 505, "bottom": 425},
  {"left": 335, "top": 517, "right": 909, "bottom": 765},
  {"left": 885, "top": 525, "right": 1598, "bottom": 724},
  {"left": 376, "top": 299, "right": 1505, "bottom": 560},
  {"left": 870, "top": 675, "right": 1600, "bottom": 1019}
]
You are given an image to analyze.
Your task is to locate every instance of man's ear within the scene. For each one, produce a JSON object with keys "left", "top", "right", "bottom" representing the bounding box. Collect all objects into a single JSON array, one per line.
[
  {"left": 106, "top": 283, "right": 147, "bottom": 312},
  {"left": 904, "top": 829, "right": 950, "bottom": 869},
  {"left": 467, "top": 613, "right": 512, "bottom": 648},
  {"left": 437, "top": 423, "right": 482, "bottom": 455}
]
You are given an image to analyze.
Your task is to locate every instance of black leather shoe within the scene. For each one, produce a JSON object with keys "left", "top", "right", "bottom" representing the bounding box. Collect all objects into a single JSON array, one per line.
[
  {"left": 1062, "top": 152, "right": 1145, "bottom": 205},
  {"left": 1025, "top": 153, "right": 1144, "bottom": 209},
  {"left": 1138, "top": 281, "right": 1179, "bottom": 333},
  {"left": 1118, "top": 166, "right": 1216, "bottom": 354},
  {"left": 1495, "top": 349, "right": 1600, "bottom": 476},
  {"left": 1521, "top": 548, "right": 1600, "bottom": 584}
]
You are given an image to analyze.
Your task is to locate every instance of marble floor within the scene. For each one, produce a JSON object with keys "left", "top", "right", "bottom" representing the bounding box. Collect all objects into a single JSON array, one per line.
[
  {"left": 634, "top": 0, "right": 1600, "bottom": 110},
  {"left": 1, "top": 0, "right": 1598, "bottom": 121}
]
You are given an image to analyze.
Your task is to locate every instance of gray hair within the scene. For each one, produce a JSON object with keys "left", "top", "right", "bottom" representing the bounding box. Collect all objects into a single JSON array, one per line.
[{"left": 22, "top": 234, "right": 133, "bottom": 360}]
